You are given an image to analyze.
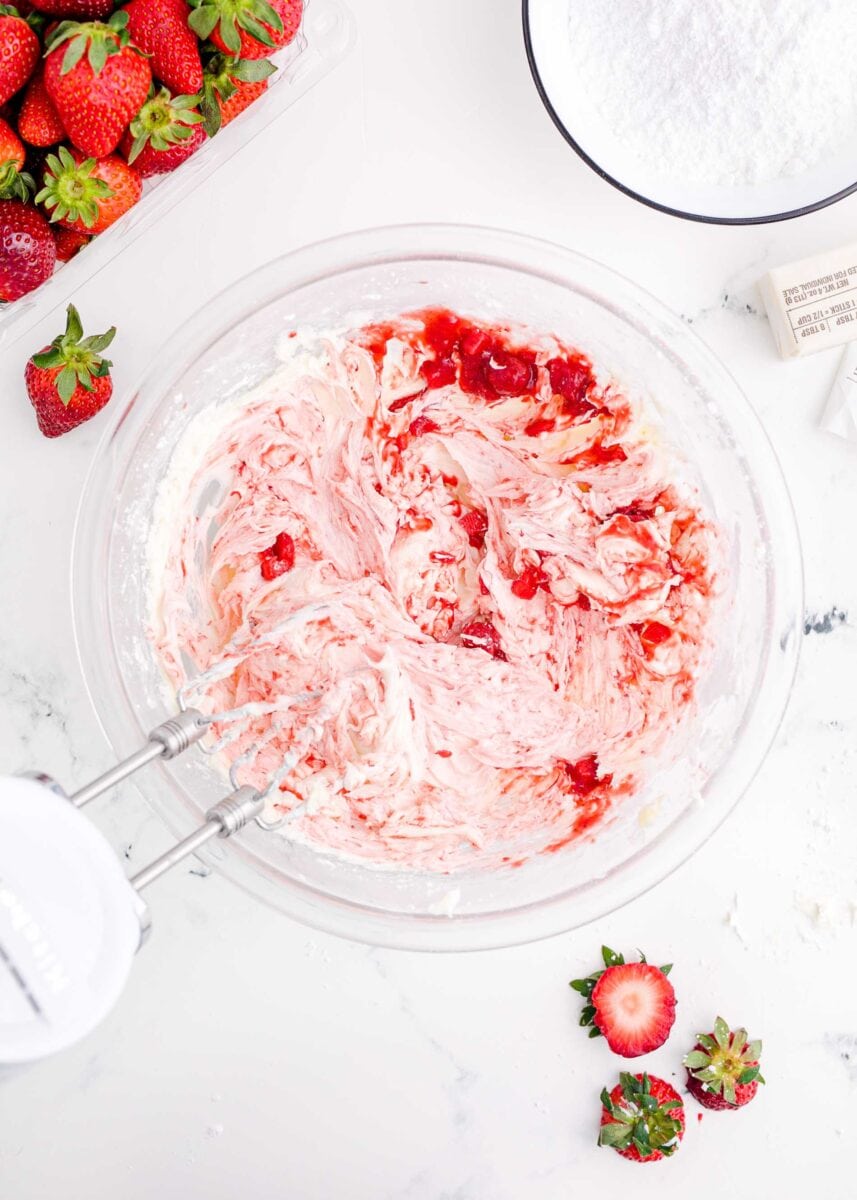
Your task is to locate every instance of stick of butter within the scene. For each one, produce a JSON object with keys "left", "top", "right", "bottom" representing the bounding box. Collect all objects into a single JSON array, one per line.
[{"left": 761, "top": 242, "right": 857, "bottom": 358}]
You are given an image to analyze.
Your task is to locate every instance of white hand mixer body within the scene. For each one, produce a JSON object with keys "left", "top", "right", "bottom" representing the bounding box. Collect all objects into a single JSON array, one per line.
[{"left": 0, "top": 711, "right": 263, "bottom": 1070}]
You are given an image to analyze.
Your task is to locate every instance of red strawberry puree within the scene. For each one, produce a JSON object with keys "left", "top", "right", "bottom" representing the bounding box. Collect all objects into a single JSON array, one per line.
[{"left": 149, "top": 308, "right": 717, "bottom": 871}]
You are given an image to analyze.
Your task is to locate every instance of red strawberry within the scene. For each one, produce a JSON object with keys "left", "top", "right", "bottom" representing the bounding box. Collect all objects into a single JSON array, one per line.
[
  {"left": 408, "top": 414, "right": 439, "bottom": 437},
  {"left": 189, "top": 0, "right": 302, "bottom": 60},
  {"left": 571, "top": 946, "right": 675, "bottom": 1057},
  {"left": 546, "top": 355, "right": 596, "bottom": 418},
  {"left": 0, "top": 6, "right": 40, "bottom": 106},
  {"left": 25, "top": 302, "right": 115, "bottom": 437},
  {"left": 37, "top": 145, "right": 141, "bottom": 232},
  {"left": 199, "top": 51, "right": 275, "bottom": 136},
  {"left": 637, "top": 620, "right": 672, "bottom": 648},
  {"left": 510, "top": 562, "right": 549, "bottom": 599},
  {"left": 459, "top": 508, "right": 488, "bottom": 547},
  {"left": 684, "top": 1017, "right": 764, "bottom": 1111},
  {"left": 53, "top": 223, "right": 89, "bottom": 258},
  {"left": 599, "top": 1073, "right": 685, "bottom": 1162},
  {"left": 459, "top": 619, "right": 506, "bottom": 660},
  {"left": 259, "top": 530, "right": 295, "bottom": 580},
  {"left": 44, "top": 12, "right": 152, "bottom": 158},
  {"left": 120, "top": 87, "right": 204, "bottom": 177},
  {"left": 0, "top": 199, "right": 55, "bottom": 299},
  {"left": 30, "top": 0, "right": 116, "bottom": 15},
  {"left": 0, "top": 115, "right": 34, "bottom": 199},
  {"left": 18, "top": 70, "right": 66, "bottom": 146},
  {"left": 124, "top": 0, "right": 203, "bottom": 95}
]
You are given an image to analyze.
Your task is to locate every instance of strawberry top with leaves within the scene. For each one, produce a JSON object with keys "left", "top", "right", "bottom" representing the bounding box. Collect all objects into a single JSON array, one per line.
[
  {"left": 121, "top": 86, "right": 204, "bottom": 176},
  {"left": 570, "top": 945, "right": 676, "bottom": 1057},
  {"left": 25, "top": 302, "right": 115, "bottom": 437},
  {"left": 189, "top": 0, "right": 301, "bottom": 60},
  {"left": 599, "top": 1072, "right": 685, "bottom": 1163},
  {"left": 37, "top": 144, "right": 142, "bottom": 232},
  {"left": 44, "top": 11, "right": 152, "bottom": 158},
  {"left": 0, "top": 4, "right": 41, "bottom": 106},
  {"left": 684, "top": 1017, "right": 764, "bottom": 1110},
  {"left": 198, "top": 50, "right": 275, "bottom": 135}
]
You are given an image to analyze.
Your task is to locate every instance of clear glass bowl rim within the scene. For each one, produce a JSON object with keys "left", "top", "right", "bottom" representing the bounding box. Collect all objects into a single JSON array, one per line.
[{"left": 71, "top": 223, "right": 804, "bottom": 951}]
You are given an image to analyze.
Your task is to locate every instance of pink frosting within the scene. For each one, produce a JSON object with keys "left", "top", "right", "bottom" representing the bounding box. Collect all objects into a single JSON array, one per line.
[{"left": 150, "top": 310, "right": 717, "bottom": 871}]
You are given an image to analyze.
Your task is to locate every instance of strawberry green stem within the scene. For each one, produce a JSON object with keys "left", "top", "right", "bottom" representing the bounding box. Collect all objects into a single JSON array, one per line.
[
  {"left": 31, "top": 304, "right": 115, "bottom": 406},
  {"left": 35, "top": 146, "right": 113, "bottom": 228},
  {"left": 125, "top": 87, "right": 203, "bottom": 163}
]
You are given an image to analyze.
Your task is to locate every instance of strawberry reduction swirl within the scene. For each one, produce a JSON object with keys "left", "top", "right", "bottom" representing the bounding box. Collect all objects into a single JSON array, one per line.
[{"left": 150, "top": 309, "right": 717, "bottom": 871}]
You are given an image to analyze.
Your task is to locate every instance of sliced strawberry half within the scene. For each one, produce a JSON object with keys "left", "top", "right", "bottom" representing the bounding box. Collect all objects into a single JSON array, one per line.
[{"left": 571, "top": 946, "right": 675, "bottom": 1057}]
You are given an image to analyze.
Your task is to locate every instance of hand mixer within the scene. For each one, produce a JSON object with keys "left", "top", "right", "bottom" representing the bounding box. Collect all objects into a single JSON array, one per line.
[
  {"left": 0, "top": 707, "right": 267, "bottom": 1070},
  {"left": 0, "top": 602, "right": 358, "bottom": 1070}
]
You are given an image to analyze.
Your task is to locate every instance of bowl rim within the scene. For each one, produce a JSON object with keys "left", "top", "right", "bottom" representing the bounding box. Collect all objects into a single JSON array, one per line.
[
  {"left": 522, "top": 0, "right": 857, "bottom": 226},
  {"left": 71, "top": 222, "right": 805, "bottom": 951}
]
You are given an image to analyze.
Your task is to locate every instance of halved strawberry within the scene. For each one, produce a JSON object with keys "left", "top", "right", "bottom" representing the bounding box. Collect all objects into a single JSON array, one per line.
[
  {"left": 599, "top": 1073, "right": 685, "bottom": 1162},
  {"left": 684, "top": 1017, "right": 764, "bottom": 1110},
  {"left": 571, "top": 946, "right": 675, "bottom": 1057}
]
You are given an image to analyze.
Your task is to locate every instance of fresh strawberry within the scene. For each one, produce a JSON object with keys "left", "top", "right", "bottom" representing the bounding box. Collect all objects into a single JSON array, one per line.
[
  {"left": 0, "top": 116, "right": 34, "bottom": 198},
  {"left": 26, "top": 303, "right": 115, "bottom": 437},
  {"left": 0, "top": 199, "right": 55, "bottom": 299},
  {"left": 53, "top": 223, "right": 88, "bottom": 258},
  {"left": 684, "top": 1017, "right": 764, "bottom": 1111},
  {"left": 30, "top": 0, "right": 116, "bottom": 15},
  {"left": 599, "top": 1073, "right": 685, "bottom": 1162},
  {"left": 0, "top": 5, "right": 40, "bottom": 106},
  {"left": 17, "top": 69, "right": 66, "bottom": 146},
  {"left": 199, "top": 51, "right": 275, "bottom": 136},
  {"left": 571, "top": 946, "right": 675, "bottom": 1057},
  {"left": 44, "top": 11, "right": 152, "bottom": 158},
  {"left": 37, "top": 145, "right": 141, "bottom": 232},
  {"left": 189, "top": 0, "right": 302, "bottom": 60},
  {"left": 259, "top": 530, "right": 295, "bottom": 580},
  {"left": 459, "top": 619, "right": 506, "bottom": 660},
  {"left": 120, "top": 87, "right": 204, "bottom": 176},
  {"left": 124, "top": 0, "right": 203, "bottom": 95}
]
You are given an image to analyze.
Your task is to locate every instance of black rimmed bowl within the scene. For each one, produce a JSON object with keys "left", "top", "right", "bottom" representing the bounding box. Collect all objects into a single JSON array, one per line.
[{"left": 524, "top": 0, "right": 857, "bottom": 225}]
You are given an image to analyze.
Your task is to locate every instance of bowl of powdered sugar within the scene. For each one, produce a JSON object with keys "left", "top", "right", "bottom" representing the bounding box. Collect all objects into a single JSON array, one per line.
[{"left": 524, "top": 0, "right": 857, "bottom": 223}]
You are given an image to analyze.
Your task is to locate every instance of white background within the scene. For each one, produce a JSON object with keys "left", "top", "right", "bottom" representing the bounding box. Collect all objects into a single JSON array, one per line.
[{"left": 1, "top": 2, "right": 856, "bottom": 1196}]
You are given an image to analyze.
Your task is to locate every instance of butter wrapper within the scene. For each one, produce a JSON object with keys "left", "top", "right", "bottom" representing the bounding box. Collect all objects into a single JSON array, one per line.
[{"left": 820, "top": 343, "right": 857, "bottom": 443}]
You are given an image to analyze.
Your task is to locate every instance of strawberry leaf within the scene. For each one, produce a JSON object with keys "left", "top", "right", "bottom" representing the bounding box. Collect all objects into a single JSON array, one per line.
[{"left": 56, "top": 365, "right": 78, "bottom": 405}]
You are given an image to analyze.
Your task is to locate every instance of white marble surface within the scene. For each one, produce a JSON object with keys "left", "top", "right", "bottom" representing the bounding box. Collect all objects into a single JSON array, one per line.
[{"left": 1, "top": 1, "right": 856, "bottom": 1195}]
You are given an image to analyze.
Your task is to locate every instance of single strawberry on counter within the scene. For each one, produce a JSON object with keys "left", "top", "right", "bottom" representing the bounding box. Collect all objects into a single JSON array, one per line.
[
  {"left": 571, "top": 945, "right": 676, "bottom": 1057},
  {"left": 684, "top": 1017, "right": 764, "bottom": 1111},
  {"left": 599, "top": 1072, "right": 685, "bottom": 1163},
  {"left": 124, "top": 0, "right": 203, "bottom": 95},
  {"left": 0, "top": 199, "right": 55, "bottom": 299},
  {"left": 30, "top": 0, "right": 116, "bottom": 15},
  {"left": 36, "top": 144, "right": 141, "bottom": 231},
  {"left": 0, "top": 116, "right": 35, "bottom": 199},
  {"left": 120, "top": 87, "right": 204, "bottom": 177},
  {"left": 0, "top": 4, "right": 41, "bottom": 106},
  {"left": 199, "top": 51, "right": 275, "bottom": 136},
  {"left": 25, "top": 302, "right": 115, "bottom": 437},
  {"left": 44, "top": 11, "right": 152, "bottom": 158},
  {"left": 189, "top": 0, "right": 302, "bottom": 60},
  {"left": 17, "top": 69, "right": 66, "bottom": 146}
]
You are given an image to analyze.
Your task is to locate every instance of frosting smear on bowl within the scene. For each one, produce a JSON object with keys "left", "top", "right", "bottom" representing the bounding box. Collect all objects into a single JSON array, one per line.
[{"left": 148, "top": 309, "right": 718, "bottom": 871}]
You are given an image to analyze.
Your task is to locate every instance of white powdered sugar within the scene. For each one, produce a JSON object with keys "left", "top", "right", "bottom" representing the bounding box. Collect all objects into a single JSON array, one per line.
[{"left": 565, "top": 0, "right": 857, "bottom": 185}]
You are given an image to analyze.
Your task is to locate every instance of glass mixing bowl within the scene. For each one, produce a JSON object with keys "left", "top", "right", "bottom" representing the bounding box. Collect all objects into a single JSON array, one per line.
[{"left": 72, "top": 225, "right": 802, "bottom": 950}]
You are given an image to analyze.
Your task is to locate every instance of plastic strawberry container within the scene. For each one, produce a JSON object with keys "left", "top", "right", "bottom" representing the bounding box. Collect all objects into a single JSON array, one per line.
[{"left": 0, "top": 0, "right": 355, "bottom": 349}]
